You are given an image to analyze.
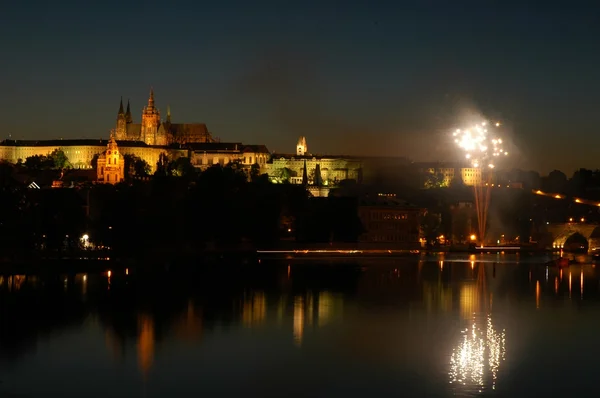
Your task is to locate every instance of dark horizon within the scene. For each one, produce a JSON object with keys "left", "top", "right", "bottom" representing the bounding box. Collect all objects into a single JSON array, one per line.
[{"left": 2, "top": 1, "right": 599, "bottom": 174}]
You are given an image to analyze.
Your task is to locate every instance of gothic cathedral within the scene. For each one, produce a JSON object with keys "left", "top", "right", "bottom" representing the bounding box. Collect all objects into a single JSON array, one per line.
[{"left": 115, "top": 89, "right": 215, "bottom": 145}]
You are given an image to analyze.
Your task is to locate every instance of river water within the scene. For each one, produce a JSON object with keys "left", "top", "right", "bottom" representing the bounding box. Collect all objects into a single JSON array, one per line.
[{"left": 0, "top": 254, "right": 599, "bottom": 397}]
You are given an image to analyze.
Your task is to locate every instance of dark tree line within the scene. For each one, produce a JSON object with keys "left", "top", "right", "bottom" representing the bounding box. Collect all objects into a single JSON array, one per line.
[
  {"left": 0, "top": 161, "right": 365, "bottom": 259},
  {"left": 87, "top": 164, "right": 363, "bottom": 257}
]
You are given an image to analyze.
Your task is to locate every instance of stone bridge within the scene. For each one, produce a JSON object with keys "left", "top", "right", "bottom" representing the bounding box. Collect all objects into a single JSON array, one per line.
[{"left": 546, "top": 223, "right": 600, "bottom": 250}]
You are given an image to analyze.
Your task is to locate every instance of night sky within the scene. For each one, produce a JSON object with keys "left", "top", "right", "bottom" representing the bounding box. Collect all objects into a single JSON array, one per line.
[{"left": 1, "top": 1, "right": 599, "bottom": 174}]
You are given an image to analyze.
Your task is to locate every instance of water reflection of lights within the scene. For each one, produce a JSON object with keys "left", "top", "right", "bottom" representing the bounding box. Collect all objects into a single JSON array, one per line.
[
  {"left": 449, "top": 315, "right": 506, "bottom": 392},
  {"left": 293, "top": 296, "right": 304, "bottom": 346},
  {"left": 242, "top": 291, "right": 266, "bottom": 327},
  {"left": 137, "top": 314, "right": 155, "bottom": 376}
]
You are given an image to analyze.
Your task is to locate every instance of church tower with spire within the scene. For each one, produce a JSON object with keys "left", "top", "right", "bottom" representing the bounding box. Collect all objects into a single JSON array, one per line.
[
  {"left": 141, "top": 88, "right": 161, "bottom": 145},
  {"left": 111, "top": 88, "right": 214, "bottom": 144},
  {"left": 115, "top": 97, "right": 127, "bottom": 140},
  {"left": 125, "top": 99, "right": 133, "bottom": 124}
]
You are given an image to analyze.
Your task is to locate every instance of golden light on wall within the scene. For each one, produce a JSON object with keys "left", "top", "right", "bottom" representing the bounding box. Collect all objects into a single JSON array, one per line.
[{"left": 449, "top": 315, "right": 506, "bottom": 392}]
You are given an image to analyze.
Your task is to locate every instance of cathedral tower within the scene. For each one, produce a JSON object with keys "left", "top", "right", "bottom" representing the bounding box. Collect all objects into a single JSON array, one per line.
[
  {"left": 141, "top": 88, "right": 161, "bottom": 145},
  {"left": 115, "top": 97, "right": 127, "bottom": 140},
  {"left": 125, "top": 99, "right": 133, "bottom": 124},
  {"left": 297, "top": 136, "right": 307, "bottom": 156}
]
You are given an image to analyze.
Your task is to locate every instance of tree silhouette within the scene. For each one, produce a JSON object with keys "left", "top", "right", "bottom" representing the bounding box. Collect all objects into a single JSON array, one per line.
[
  {"left": 313, "top": 164, "right": 323, "bottom": 186},
  {"left": 49, "top": 149, "right": 70, "bottom": 169},
  {"left": 424, "top": 172, "right": 447, "bottom": 189},
  {"left": 302, "top": 160, "right": 308, "bottom": 186}
]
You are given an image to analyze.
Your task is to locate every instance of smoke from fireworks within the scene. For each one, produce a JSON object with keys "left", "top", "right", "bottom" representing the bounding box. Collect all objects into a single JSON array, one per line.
[{"left": 452, "top": 121, "right": 507, "bottom": 169}]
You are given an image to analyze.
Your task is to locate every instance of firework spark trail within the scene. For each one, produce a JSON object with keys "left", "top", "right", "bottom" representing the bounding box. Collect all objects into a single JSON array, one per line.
[{"left": 452, "top": 121, "right": 506, "bottom": 246}]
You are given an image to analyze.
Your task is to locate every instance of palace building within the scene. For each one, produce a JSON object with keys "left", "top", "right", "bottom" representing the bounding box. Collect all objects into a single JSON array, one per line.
[
  {"left": 115, "top": 89, "right": 215, "bottom": 146},
  {"left": 415, "top": 162, "right": 482, "bottom": 187},
  {"left": 262, "top": 136, "right": 363, "bottom": 186},
  {"left": 0, "top": 138, "right": 180, "bottom": 172},
  {"left": 0, "top": 138, "right": 270, "bottom": 175}
]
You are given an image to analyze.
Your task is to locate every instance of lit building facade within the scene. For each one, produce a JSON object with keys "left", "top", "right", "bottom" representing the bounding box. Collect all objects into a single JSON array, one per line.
[
  {"left": 0, "top": 139, "right": 172, "bottom": 172},
  {"left": 357, "top": 194, "right": 424, "bottom": 249},
  {"left": 0, "top": 139, "right": 267, "bottom": 175},
  {"left": 263, "top": 137, "right": 363, "bottom": 186},
  {"left": 415, "top": 162, "right": 483, "bottom": 187},
  {"left": 115, "top": 89, "right": 215, "bottom": 146},
  {"left": 188, "top": 143, "right": 270, "bottom": 170},
  {"left": 96, "top": 136, "right": 125, "bottom": 184}
]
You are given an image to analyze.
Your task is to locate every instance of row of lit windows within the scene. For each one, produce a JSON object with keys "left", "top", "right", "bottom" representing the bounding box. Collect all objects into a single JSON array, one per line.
[
  {"left": 426, "top": 168, "right": 481, "bottom": 173},
  {"left": 368, "top": 222, "right": 413, "bottom": 230},
  {"left": 368, "top": 212, "right": 413, "bottom": 221},
  {"left": 368, "top": 234, "right": 418, "bottom": 242},
  {"left": 274, "top": 159, "right": 358, "bottom": 166},
  {"left": 244, "top": 155, "right": 268, "bottom": 164}
]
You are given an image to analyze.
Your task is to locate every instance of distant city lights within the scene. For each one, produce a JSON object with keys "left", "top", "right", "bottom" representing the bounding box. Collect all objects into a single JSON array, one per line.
[{"left": 533, "top": 189, "right": 600, "bottom": 210}]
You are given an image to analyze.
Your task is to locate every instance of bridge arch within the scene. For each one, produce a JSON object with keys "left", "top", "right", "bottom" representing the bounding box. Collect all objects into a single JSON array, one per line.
[{"left": 550, "top": 224, "right": 600, "bottom": 251}]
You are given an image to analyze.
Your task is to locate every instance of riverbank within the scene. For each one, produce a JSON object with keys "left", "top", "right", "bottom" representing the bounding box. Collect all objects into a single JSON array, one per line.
[
  {"left": 0, "top": 245, "right": 566, "bottom": 275},
  {"left": 0, "top": 249, "right": 261, "bottom": 275}
]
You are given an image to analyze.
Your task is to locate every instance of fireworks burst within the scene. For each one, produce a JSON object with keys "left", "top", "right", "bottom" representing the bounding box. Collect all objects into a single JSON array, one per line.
[
  {"left": 452, "top": 121, "right": 507, "bottom": 169},
  {"left": 451, "top": 119, "right": 508, "bottom": 247}
]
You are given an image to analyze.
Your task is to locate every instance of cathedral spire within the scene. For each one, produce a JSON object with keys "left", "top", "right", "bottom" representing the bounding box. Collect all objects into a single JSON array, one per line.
[
  {"left": 148, "top": 87, "right": 155, "bottom": 108},
  {"left": 166, "top": 105, "right": 171, "bottom": 123},
  {"left": 118, "top": 97, "right": 124, "bottom": 115},
  {"left": 125, "top": 99, "right": 133, "bottom": 123}
]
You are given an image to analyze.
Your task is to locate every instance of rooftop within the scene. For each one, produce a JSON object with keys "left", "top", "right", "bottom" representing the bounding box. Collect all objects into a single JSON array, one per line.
[
  {"left": 0, "top": 139, "right": 152, "bottom": 148},
  {"left": 270, "top": 153, "right": 364, "bottom": 161},
  {"left": 188, "top": 143, "right": 270, "bottom": 153}
]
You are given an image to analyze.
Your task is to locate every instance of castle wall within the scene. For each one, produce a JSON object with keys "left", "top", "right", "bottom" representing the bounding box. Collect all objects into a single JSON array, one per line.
[
  {"left": 0, "top": 142, "right": 265, "bottom": 175},
  {"left": 1, "top": 144, "right": 106, "bottom": 168},
  {"left": 189, "top": 149, "right": 269, "bottom": 169}
]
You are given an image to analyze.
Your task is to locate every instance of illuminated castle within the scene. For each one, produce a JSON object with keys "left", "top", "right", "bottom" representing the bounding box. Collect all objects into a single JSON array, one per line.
[
  {"left": 263, "top": 136, "right": 363, "bottom": 186},
  {"left": 115, "top": 89, "right": 215, "bottom": 146}
]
